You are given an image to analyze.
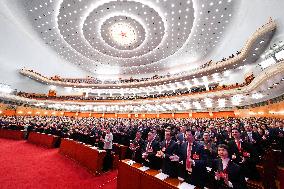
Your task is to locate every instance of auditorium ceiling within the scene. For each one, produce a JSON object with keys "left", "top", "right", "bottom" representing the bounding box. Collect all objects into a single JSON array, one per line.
[
  {"left": 15, "top": 0, "right": 238, "bottom": 77},
  {"left": 0, "top": 0, "right": 284, "bottom": 111}
]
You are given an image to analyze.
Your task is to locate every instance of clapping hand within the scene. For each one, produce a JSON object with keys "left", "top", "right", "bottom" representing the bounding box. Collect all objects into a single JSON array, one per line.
[
  {"left": 169, "top": 154, "right": 179, "bottom": 161},
  {"left": 156, "top": 150, "right": 164, "bottom": 158},
  {"left": 142, "top": 152, "right": 148, "bottom": 159}
]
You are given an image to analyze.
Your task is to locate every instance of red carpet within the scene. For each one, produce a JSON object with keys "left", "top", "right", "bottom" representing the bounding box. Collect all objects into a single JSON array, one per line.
[{"left": 0, "top": 138, "right": 117, "bottom": 189}]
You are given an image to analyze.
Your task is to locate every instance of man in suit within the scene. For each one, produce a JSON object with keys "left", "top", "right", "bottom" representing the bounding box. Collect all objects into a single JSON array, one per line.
[
  {"left": 129, "top": 131, "right": 145, "bottom": 163},
  {"left": 176, "top": 125, "right": 186, "bottom": 145},
  {"left": 142, "top": 131, "right": 161, "bottom": 170},
  {"left": 211, "top": 144, "right": 248, "bottom": 189},
  {"left": 242, "top": 125, "right": 260, "bottom": 144},
  {"left": 243, "top": 124, "right": 262, "bottom": 156},
  {"left": 221, "top": 126, "right": 233, "bottom": 144},
  {"left": 228, "top": 128, "right": 259, "bottom": 180},
  {"left": 152, "top": 129, "right": 161, "bottom": 142},
  {"left": 199, "top": 131, "right": 217, "bottom": 167},
  {"left": 171, "top": 129, "right": 208, "bottom": 188},
  {"left": 156, "top": 130, "right": 178, "bottom": 177},
  {"left": 175, "top": 125, "right": 187, "bottom": 179}
]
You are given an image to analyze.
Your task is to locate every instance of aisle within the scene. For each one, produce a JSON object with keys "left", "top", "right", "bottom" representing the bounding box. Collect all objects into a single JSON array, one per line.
[{"left": 0, "top": 138, "right": 117, "bottom": 189}]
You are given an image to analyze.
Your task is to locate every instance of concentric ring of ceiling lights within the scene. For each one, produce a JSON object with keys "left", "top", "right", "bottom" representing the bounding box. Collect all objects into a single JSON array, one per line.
[
  {"left": 81, "top": 1, "right": 165, "bottom": 58},
  {"left": 57, "top": 0, "right": 189, "bottom": 66},
  {"left": 100, "top": 16, "right": 146, "bottom": 51},
  {"left": 25, "top": 0, "right": 237, "bottom": 75}
]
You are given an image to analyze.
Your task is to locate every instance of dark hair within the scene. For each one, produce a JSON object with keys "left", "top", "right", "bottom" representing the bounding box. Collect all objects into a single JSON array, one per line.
[
  {"left": 218, "top": 144, "right": 229, "bottom": 151},
  {"left": 203, "top": 131, "right": 209, "bottom": 135},
  {"left": 231, "top": 128, "right": 241, "bottom": 133},
  {"left": 186, "top": 129, "right": 195, "bottom": 136}
]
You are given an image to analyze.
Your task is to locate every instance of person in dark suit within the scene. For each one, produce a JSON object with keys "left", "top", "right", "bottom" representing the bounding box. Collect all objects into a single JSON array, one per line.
[
  {"left": 156, "top": 130, "right": 178, "bottom": 178},
  {"left": 171, "top": 129, "right": 208, "bottom": 188},
  {"left": 142, "top": 131, "right": 161, "bottom": 170},
  {"left": 176, "top": 125, "right": 186, "bottom": 145},
  {"left": 243, "top": 124, "right": 262, "bottom": 157},
  {"left": 176, "top": 125, "right": 187, "bottom": 178},
  {"left": 199, "top": 131, "right": 217, "bottom": 167},
  {"left": 221, "top": 126, "right": 234, "bottom": 144},
  {"left": 129, "top": 131, "right": 145, "bottom": 163},
  {"left": 228, "top": 128, "right": 259, "bottom": 180},
  {"left": 152, "top": 129, "right": 162, "bottom": 142},
  {"left": 211, "top": 144, "right": 248, "bottom": 189}
]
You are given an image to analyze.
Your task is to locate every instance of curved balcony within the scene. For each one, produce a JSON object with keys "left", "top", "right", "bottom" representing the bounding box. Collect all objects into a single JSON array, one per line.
[
  {"left": 15, "top": 82, "right": 246, "bottom": 103},
  {"left": 19, "top": 19, "right": 277, "bottom": 89},
  {"left": 2, "top": 60, "right": 284, "bottom": 113}
]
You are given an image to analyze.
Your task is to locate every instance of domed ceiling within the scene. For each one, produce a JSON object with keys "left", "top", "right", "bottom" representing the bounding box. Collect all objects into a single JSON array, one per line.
[{"left": 19, "top": 0, "right": 237, "bottom": 76}]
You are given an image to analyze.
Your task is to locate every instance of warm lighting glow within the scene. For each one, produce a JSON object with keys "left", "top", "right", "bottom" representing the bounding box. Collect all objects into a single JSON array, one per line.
[
  {"left": 269, "top": 110, "right": 284, "bottom": 114},
  {"left": 193, "top": 101, "right": 201, "bottom": 109},
  {"left": 259, "top": 58, "right": 275, "bottom": 69},
  {"left": 50, "top": 85, "right": 56, "bottom": 90},
  {"left": 109, "top": 22, "right": 137, "bottom": 46},
  {"left": 231, "top": 94, "right": 243, "bottom": 106},
  {"left": 0, "top": 83, "right": 13, "bottom": 94},
  {"left": 204, "top": 98, "right": 212, "bottom": 108},
  {"left": 218, "top": 98, "right": 226, "bottom": 108},
  {"left": 252, "top": 93, "right": 263, "bottom": 99}
]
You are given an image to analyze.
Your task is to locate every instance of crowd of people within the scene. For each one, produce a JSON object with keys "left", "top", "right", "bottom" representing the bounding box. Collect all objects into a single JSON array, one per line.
[
  {"left": 16, "top": 78, "right": 253, "bottom": 102},
  {"left": 200, "top": 50, "right": 241, "bottom": 70},
  {"left": 24, "top": 47, "right": 243, "bottom": 86},
  {"left": 0, "top": 116, "right": 283, "bottom": 188},
  {"left": 23, "top": 69, "right": 174, "bottom": 85}
]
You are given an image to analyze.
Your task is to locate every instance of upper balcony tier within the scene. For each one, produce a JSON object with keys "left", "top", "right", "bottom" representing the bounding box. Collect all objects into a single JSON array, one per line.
[
  {"left": 2, "top": 59, "right": 283, "bottom": 113},
  {"left": 19, "top": 20, "right": 276, "bottom": 89}
]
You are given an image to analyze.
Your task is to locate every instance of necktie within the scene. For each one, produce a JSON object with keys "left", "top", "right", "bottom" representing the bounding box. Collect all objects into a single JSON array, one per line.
[
  {"left": 186, "top": 143, "right": 192, "bottom": 172},
  {"left": 166, "top": 141, "right": 169, "bottom": 148},
  {"left": 146, "top": 141, "right": 151, "bottom": 152},
  {"left": 237, "top": 141, "right": 241, "bottom": 152}
]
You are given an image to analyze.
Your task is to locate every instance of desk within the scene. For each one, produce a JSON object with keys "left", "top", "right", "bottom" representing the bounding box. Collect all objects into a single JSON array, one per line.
[
  {"left": 59, "top": 138, "right": 106, "bottom": 175},
  {"left": 28, "top": 132, "right": 59, "bottom": 148},
  {"left": 0, "top": 129, "right": 25, "bottom": 140},
  {"left": 278, "top": 167, "right": 284, "bottom": 189},
  {"left": 117, "top": 160, "right": 197, "bottom": 189},
  {"left": 113, "top": 143, "right": 128, "bottom": 160}
]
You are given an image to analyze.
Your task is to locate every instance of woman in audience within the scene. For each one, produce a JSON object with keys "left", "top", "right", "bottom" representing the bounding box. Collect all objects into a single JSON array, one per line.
[{"left": 210, "top": 144, "right": 248, "bottom": 189}]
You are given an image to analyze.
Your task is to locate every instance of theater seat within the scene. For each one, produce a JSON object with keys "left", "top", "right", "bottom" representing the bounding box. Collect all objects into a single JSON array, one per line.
[
  {"left": 247, "top": 180, "right": 264, "bottom": 189},
  {"left": 256, "top": 165, "right": 264, "bottom": 178}
]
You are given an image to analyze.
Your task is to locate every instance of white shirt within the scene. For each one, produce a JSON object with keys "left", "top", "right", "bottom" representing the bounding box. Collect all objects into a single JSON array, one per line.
[
  {"left": 103, "top": 133, "right": 113, "bottom": 150},
  {"left": 222, "top": 158, "right": 230, "bottom": 170}
]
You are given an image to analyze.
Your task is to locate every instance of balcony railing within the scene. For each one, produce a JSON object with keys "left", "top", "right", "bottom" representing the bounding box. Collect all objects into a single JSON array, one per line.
[{"left": 19, "top": 19, "right": 277, "bottom": 88}]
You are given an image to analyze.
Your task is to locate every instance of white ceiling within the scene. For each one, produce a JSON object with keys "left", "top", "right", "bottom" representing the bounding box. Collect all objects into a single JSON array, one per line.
[
  {"left": 6, "top": 0, "right": 237, "bottom": 76},
  {"left": 0, "top": 0, "right": 284, "bottom": 93}
]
